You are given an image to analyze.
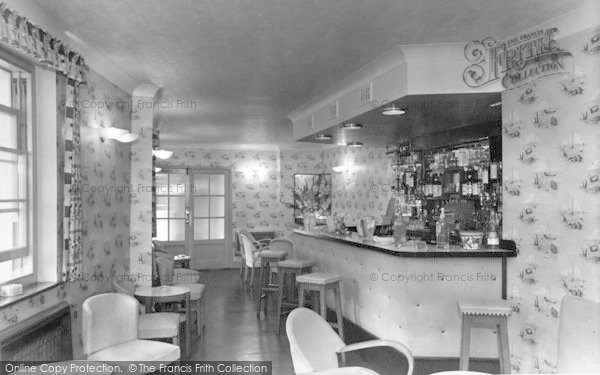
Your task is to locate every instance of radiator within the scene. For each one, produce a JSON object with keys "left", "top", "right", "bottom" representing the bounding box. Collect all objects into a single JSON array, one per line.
[{"left": 0, "top": 302, "right": 72, "bottom": 361}]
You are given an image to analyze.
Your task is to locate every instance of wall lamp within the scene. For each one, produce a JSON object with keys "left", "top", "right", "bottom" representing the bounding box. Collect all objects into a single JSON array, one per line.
[{"left": 152, "top": 149, "right": 173, "bottom": 160}]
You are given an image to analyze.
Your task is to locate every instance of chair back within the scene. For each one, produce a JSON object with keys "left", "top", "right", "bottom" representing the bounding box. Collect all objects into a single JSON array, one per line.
[
  {"left": 235, "top": 229, "right": 246, "bottom": 262},
  {"left": 269, "top": 238, "right": 293, "bottom": 256},
  {"left": 239, "top": 229, "right": 258, "bottom": 243},
  {"left": 240, "top": 233, "right": 259, "bottom": 268},
  {"left": 557, "top": 295, "right": 600, "bottom": 373},
  {"left": 82, "top": 293, "right": 139, "bottom": 358},
  {"left": 156, "top": 255, "right": 175, "bottom": 286},
  {"left": 286, "top": 307, "right": 345, "bottom": 374}
]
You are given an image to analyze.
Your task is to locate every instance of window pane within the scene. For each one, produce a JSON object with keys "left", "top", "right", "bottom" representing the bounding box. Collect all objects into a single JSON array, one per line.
[
  {"left": 210, "top": 174, "right": 225, "bottom": 195},
  {"left": 169, "top": 174, "right": 187, "bottom": 196},
  {"left": 194, "top": 197, "right": 208, "bottom": 218},
  {"left": 156, "top": 197, "right": 168, "bottom": 218},
  {"left": 169, "top": 220, "right": 185, "bottom": 241},
  {"left": 210, "top": 196, "right": 224, "bottom": 217},
  {"left": 0, "top": 259, "right": 13, "bottom": 283},
  {"left": 194, "top": 219, "right": 209, "bottom": 240},
  {"left": 0, "top": 159, "right": 17, "bottom": 199},
  {"left": 194, "top": 174, "right": 209, "bottom": 195},
  {"left": 169, "top": 197, "right": 185, "bottom": 218},
  {"left": 155, "top": 173, "right": 168, "bottom": 195},
  {"left": 0, "top": 211, "right": 22, "bottom": 251},
  {"left": 0, "top": 111, "right": 17, "bottom": 149},
  {"left": 210, "top": 218, "right": 224, "bottom": 239},
  {"left": 0, "top": 69, "right": 11, "bottom": 107},
  {"left": 156, "top": 219, "right": 168, "bottom": 241}
]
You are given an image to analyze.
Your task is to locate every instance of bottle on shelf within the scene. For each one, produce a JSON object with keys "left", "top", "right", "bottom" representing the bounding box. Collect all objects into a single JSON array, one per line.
[
  {"left": 436, "top": 208, "right": 450, "bottom": 249},
  {"left": 486, "top": 209, "right": 500, "bottom": 249}
]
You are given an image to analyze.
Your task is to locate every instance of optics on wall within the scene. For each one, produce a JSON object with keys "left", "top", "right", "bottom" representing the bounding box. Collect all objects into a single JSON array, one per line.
[
  {"left": 382, "top": 103, "right": 406, "bottom": 116},
  {"left": 152, "top": 149, "right": 173, "bottom": 160},
  {"left": 341, "top": 122, "right": 363, "bottom": 129}
]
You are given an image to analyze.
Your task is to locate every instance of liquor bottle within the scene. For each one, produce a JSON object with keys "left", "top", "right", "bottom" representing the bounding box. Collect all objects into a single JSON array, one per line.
[
  {"left": 486, "top": 210, "right": 500, "bottom": 249},
  {"left": 436, "top": 208, "right": 450, "bottom": 249},
  {"left": 472, "top": 169, "right": 480, "bottom": 196}
]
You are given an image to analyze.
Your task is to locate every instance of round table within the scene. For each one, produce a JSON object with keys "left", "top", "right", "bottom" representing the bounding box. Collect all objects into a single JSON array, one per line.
[{"left": 134, "top": 285, "right": 191, "bottom": 357}]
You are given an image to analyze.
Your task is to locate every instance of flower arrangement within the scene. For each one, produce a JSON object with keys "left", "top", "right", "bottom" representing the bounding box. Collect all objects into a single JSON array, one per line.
[{"left": 293, "top": 174, "right": 331, "bottom": 221}]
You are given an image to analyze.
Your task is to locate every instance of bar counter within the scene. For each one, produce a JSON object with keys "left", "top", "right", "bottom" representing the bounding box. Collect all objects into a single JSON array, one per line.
[{"left": 292, "top": 229, "right": 517, "bottom": 358}]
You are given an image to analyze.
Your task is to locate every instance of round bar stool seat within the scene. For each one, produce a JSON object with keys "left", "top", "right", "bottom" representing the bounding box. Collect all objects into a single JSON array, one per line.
[
  {"left": 296, "top": 272, "right": 344, "bottom": 341},
  {"left": 256, "top": 250, "right": 288, "bottom": 318},
  {"left": 275, "top": 259, "right": 315, "bottom": 335},
  {"left": 458, "top": 299, "right": 512, "bottom": 374}
]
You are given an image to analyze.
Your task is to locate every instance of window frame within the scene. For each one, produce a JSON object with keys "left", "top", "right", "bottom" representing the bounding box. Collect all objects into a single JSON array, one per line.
[{"left": 0, "top": 46, "right": 36, "bottom": 286}]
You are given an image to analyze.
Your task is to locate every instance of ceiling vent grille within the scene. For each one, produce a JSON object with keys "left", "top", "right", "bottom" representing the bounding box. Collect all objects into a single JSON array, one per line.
[
  {"left": 328, "top": 101, "right": 339, "bottom": 121},
  {"left": 359, "top": 82, "right": 373, "bottom": 105},
  {"left": 306, "top": 114, "right": 314, "bottom": 130}
]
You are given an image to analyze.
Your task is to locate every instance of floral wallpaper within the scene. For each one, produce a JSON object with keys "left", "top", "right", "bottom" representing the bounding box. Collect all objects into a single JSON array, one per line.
[
  {"left": 323, "top": 146, "right": 393, "bottom": 226},
  {"left": 0, "top": 69, "right": 131, "bottom": 359},
  {"left": 502, "top": 25, "right": 600, "bottom": 374}
]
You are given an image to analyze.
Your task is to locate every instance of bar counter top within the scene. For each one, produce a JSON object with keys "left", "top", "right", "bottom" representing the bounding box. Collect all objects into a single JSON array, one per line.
[{"left": 294, "top": 228, "right": 516, "bottom": 258}]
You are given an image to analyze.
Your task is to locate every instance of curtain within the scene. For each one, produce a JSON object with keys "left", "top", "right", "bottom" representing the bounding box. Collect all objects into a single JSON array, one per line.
[
  {"left": 0, "top": 2, "right": 87, "bottom": 82},
  {"left": 58, "top": 74, "right": 83, "bottom": 281}
]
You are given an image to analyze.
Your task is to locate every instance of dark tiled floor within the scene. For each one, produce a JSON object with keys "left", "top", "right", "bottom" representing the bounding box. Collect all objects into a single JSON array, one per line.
[{"left": 190, "top": 269, "right": 498, "bottom": 375}]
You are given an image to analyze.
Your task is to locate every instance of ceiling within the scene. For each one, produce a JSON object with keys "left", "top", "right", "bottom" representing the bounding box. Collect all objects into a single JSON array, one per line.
[
  {"left": 298, "top": 93, "right": 502, "bottom": 147},
  {"left": 34, "top": 0, "right": 594, "bottom": 148}
]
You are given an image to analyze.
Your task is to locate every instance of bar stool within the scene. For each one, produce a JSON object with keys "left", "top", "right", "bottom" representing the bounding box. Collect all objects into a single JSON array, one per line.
[
  {"left": 296, "top": 272, "right": 344, "bottom": 341},
  {"left": 275, "top": 259, "right": 315, "bottom": 335},
  {"left": 457, "top": 299, "right": 512, "bottom": 374},
  {"left": 256, "top": 249, "right": 288, "bottom": 318}
]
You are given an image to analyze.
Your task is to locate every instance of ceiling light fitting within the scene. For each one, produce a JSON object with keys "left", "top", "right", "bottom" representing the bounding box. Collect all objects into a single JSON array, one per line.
[
  {"left": 347, "top": 142, "right": 363, "bottom": 148},
  {"left": 382, "top": 104, "right": 406, "bottom": 116},
  {"left": 341, "top": 122, "right": 363, "bottom": 129},
  {"left": 315, "top": 134, "right": 332, "bottom": 140}
]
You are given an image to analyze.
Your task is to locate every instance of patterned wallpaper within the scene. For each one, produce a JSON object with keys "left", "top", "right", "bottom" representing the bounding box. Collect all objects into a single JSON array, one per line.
[
  {"left": 0, "top": 69, "right": 132, "bottom": 359},
  {"left": 161, "top": 147, "right": 392, "bottom": 235},
  {"left": 161, "top": 149, "right": 324, "bottom": 236},
  {"left": 323, "top": 146, "right": 393, "bottom": 226},
  {"left": 503, "top": 26, "right": 600, "bottom": 374}
]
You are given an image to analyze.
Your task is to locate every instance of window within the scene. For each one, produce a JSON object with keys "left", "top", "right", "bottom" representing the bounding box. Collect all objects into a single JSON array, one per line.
[
  {"left": 0, "top": 56, "right": 33, "bottom": 284},
  {"left": 193, "top": 173, "right": 225, "bottom": 240},
  {"left": 155, "top": 171, "right": 188, "bottom": 241}
]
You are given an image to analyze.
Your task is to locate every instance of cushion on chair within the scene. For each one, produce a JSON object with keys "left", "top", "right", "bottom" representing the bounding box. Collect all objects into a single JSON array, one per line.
[
  {"left": 88, "top": 339, "right": 180, "bottom": 362},
  {"left": 175, "top": 283, "right": 205, "bottom": 300},
  {"left": 457, "top": 299, "right": 512, "bottom": 316},
  {"left": 258, "top": 250, "right": 288, "bottom": 259},
  {"left": 138, "top": 313, "right": 182, "bottom": 339},
  {"left": 278, "top": 258, "right": 315, "bottom": 269},
  {"left": 312, "top": 367, "right": 380, "bottom": 375},
  {"left": 296, "top": 272, "right": 343, "bottom": 286}
]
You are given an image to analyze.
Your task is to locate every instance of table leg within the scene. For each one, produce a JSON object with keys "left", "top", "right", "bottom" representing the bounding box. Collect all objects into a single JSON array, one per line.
[
  {"left": 144, "top": 298, "right": 153, "bottom": 314},
  {"left": 256, "top": 258, "right": 265, "bottom": 317},
  {"left": 185, "top": 292, "right": 191, "bottom": 358}
]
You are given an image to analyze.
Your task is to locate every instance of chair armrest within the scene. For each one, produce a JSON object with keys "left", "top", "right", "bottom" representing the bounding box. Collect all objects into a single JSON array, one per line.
[
  {"left": 254, "top": 239, "right": 271, "bottom": 249},
  {"left": 172, "top": 268, "right": 201, "bottom": 284},
  {"left": 337, "top": 339, "right": 414, "bottom": 375}
]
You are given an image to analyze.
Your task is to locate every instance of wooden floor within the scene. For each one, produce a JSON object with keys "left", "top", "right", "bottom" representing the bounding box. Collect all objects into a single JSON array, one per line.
[{"left": 189, "top": 269, "right": 499, "bottom": 375}]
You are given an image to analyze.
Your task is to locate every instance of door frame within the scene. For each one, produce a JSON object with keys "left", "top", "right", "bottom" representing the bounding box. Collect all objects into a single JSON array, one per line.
[{"left": 154, "top": 165, "right": 234, "bottom": 269}]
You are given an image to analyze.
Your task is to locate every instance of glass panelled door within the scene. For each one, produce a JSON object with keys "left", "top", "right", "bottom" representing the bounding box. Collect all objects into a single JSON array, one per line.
[{"left": 155, "top": 168, "right": 232, "bottom": 269}]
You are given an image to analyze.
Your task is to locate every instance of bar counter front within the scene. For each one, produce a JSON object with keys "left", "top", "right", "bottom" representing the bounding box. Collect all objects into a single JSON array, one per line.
[{"left": 292, "top": 229, "right": 516, "bottom": 358}]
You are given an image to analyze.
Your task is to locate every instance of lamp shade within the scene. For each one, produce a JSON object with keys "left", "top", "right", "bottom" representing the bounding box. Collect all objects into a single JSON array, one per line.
[{"left": 152, "top": 149, "right": 173, "bottom": 160}]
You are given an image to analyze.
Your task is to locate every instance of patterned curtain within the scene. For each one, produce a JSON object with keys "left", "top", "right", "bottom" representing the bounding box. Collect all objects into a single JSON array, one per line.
[
  {"left": 58, "top": 74, "right": 83, "bottom": 281},
  {"left": 0, "top": 2, "right": 87, "bottom": 82}
]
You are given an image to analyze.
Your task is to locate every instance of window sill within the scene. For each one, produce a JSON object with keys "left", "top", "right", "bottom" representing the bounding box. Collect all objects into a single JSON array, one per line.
[{"left": 0, "top": 282, "right": 59, "bottom": 310}]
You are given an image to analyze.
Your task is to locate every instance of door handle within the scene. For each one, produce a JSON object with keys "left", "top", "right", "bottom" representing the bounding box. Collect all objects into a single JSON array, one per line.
[{"left": 185, "top": 207, "right": 191, "bottom": 224}]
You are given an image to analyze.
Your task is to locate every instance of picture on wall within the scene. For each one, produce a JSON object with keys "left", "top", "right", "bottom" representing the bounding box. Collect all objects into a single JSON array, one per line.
[{"left": 293, "top": 173, "right": 332, "bottom": 224}]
